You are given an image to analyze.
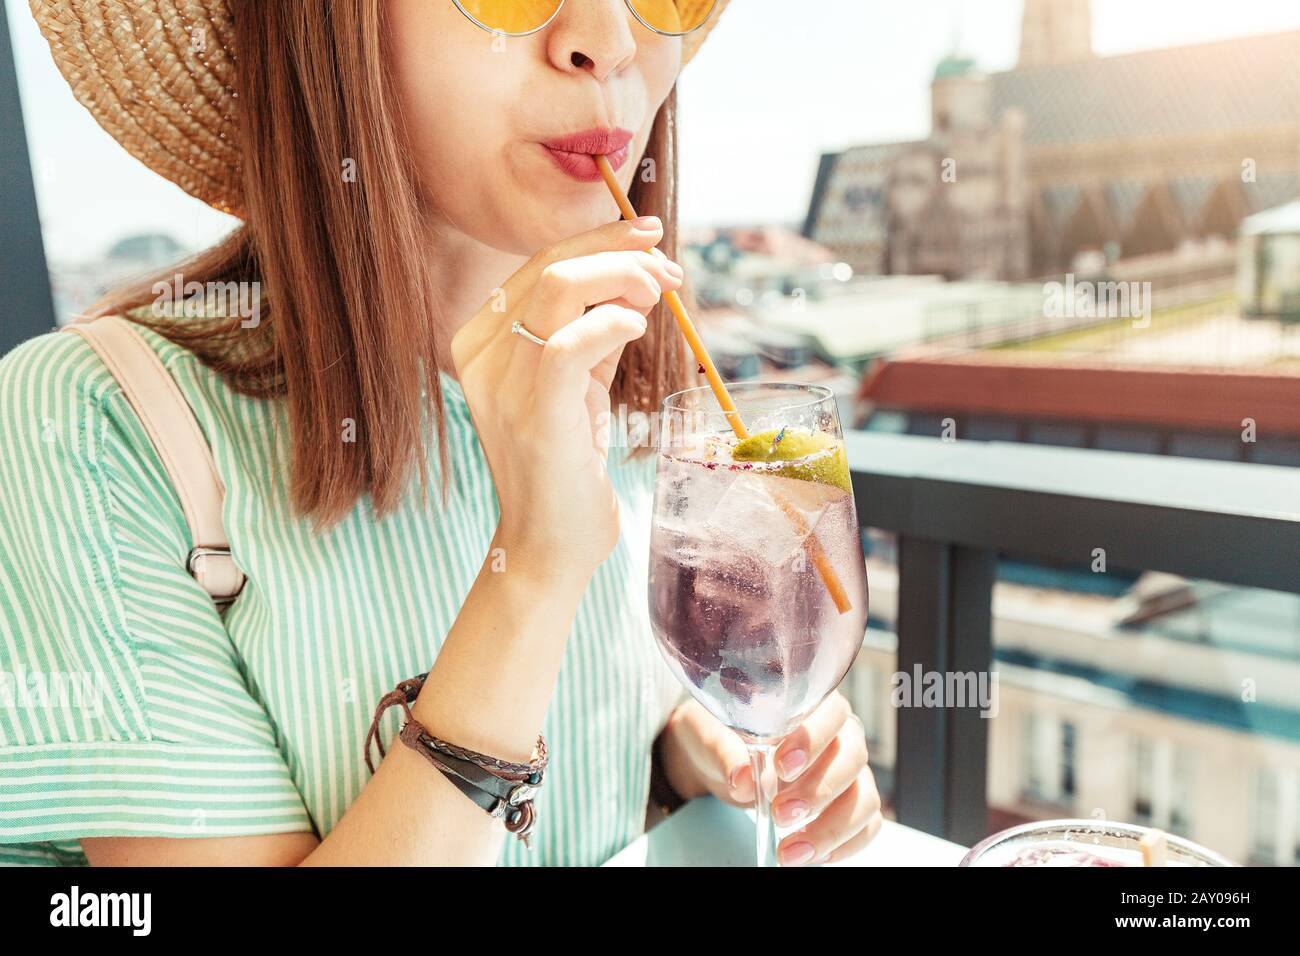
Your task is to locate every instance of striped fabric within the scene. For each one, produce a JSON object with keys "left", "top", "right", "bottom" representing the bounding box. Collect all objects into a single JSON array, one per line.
[{"left": 0, "top": 319, "right": 684, "bottom": 866}]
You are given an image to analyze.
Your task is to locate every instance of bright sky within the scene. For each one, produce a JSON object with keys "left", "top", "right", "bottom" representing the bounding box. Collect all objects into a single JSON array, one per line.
[{"left": 9, "top": 0, "right": 1300, "bottom": 261}]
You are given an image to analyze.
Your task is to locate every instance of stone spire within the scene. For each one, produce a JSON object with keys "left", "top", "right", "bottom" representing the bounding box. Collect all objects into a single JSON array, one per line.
[{"left": 1018, "top": 0, "right": 1093, "bottom": 68}]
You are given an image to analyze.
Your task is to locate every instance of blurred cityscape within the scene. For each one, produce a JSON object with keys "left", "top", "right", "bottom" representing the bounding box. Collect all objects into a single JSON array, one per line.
[
  {"left": 38, "top": 0, "right": 1300, "bottom": 866},
  {"left": 682, "top": 0, "right": 1300, "bottom": 866}
]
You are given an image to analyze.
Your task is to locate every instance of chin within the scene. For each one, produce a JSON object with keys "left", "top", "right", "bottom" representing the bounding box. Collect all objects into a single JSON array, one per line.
[{"left": 511, "top": 204, "right": 621, "bottom": 255}]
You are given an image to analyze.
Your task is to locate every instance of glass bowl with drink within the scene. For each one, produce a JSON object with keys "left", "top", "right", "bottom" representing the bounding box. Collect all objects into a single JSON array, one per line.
[
  {"left": 648, "top": 382, "right": 869, "bottom": 866},
  {"left": 961, "top": 819, "right": 1236, "bottom": 867}
]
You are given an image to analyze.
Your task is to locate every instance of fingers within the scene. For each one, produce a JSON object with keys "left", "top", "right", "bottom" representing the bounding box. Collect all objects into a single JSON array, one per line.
[
  {"left": 587, "top": 294, "right": 655, "bottom": 389},
  {"left": 590, "top": 336, "right": 627, "bottom": 392},
  {"left": 540, "top": 215, "right": 665, "bottom": 267},
  {"left": 770, "top": 720, "right": 868, "bottom": 827},
  {"left": 718, "top": 736, "right": 762, "bottom": 806},
  {"left": 500, "top": 216, "right": 666, "bottom": 306},
  {"left": 537, "top": 303, "right": 649, "bottom": 411},
  {"left": 777, "top": 766, "right": 883, "bottom": 867},
  {"left": 463, "top": 218, "right": 682, "bottom": 404},
  {"left": 773, "top": 692, "right": 853, "bottom": 783},
  {"left": 672, "top": 701, "right": 755, "bottom": 806},
  {"left": 522, "top": 245, "right": 680, "bottom": 414},
  {"left": 526, "top": 250, "right": 681, "bottom": 338},
  {"left": 818, "top": 809, "right": 885, "bottom": 866}
]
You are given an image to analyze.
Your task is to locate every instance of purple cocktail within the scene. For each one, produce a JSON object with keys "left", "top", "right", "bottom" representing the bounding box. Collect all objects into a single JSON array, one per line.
[
  {"left": 648, "top": 383, "right": 869, "bottom": 866},
  {"left": 649, "top": 446, "right": 867, "bottom": 741}
]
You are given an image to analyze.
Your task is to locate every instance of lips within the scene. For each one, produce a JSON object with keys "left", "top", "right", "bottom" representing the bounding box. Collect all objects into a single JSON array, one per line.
[{"left": 540, "top": 127, "right": 634, "bottom": 182}]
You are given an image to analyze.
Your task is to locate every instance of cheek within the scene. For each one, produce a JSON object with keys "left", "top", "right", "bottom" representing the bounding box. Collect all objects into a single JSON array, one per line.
[
  {"left": 618, "top": 42, "right": 681, "bottom": 186},
  {"left": 395, "top": 70, "right": 525, "bottom": 222},
  {"left": 637, "top": 38, "right": 681, "bottom": 119},
  {"left": 388, "top": 4, "right": 521, "bottom": 196}
]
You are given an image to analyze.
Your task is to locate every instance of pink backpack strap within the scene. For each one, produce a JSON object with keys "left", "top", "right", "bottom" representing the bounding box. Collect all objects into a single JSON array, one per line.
[{"left": 63, "top": 316, "right": 245, "bottom": 611}]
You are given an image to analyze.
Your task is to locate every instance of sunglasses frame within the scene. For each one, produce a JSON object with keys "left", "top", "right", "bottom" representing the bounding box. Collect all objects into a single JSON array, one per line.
[{"left": 451, "top": 0, "right": 717, "bottom": 40}]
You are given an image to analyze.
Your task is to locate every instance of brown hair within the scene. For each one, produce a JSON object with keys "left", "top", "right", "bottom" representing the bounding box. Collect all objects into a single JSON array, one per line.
[{"left": 90, "top": 0, "right": 688, "bottom": 527}]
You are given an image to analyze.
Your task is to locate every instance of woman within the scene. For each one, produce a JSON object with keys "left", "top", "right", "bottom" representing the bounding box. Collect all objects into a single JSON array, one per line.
[{"left": 0, "top": 0, "right": 881, "bottom": 866}]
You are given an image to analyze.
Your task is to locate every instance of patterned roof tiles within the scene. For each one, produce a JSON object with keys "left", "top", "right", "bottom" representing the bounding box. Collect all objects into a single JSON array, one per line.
[{"left": 991, "top": 30, "right": 1300, "bottom": 146}]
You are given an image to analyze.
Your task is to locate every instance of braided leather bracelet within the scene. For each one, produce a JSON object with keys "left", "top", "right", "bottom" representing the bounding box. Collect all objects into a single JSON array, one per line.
[{"left": 364, "top": 673, "right": 548, "bottom": 846}]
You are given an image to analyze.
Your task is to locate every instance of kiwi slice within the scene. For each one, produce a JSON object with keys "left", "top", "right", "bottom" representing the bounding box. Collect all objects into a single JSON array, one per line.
[{"left": 732, "top": 427, "right": 851, "bottom": 493}]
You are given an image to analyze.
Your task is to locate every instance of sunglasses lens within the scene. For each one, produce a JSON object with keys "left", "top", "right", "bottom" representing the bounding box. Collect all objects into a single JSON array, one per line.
[
  {"left": 630, "top": 0, "right": 718, "bottom": 35},
  {"left": 458, "top": 0, "right": 564, "bottom": 35}
]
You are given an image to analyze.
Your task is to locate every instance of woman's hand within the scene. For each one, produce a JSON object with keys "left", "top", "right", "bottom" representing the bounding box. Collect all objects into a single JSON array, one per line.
[
  {"left": 656, "top": 693, "right": 882, "bottom": 866},
  {"left": 451, "top": 217, "right": 682, "bottom": 578}
]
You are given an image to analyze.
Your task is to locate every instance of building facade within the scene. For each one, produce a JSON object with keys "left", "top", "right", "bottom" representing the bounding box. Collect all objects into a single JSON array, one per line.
[
  {"left": 844, "top": 560, "right": 1300, "bottom": 867},
  {"left": 805, "top": 1, "right": 1300, "bottom": 279}
]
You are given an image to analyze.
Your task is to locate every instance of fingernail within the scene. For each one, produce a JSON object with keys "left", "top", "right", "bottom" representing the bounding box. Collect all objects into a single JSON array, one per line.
[
  {"left": 778, "top": 749, "right": 807, "bottom": 780},
  {"left": 774, "top": 799, "right": 810, "bottom": 826},
  {"left": 664, "top": 260, "right": 684, "bottom": 278},
  {"left": 779, "top": 841, "right": 816, "bottom": 867},
  {"left": 728, "top": 765, "right": 747, "bottom": 791},
  {"left": 632, "top": 215, "right": 661, "bottom": 229}
]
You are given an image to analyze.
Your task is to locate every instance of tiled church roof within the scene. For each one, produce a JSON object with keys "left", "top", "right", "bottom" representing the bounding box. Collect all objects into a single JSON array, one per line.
[
  {"left": 1168, "top": 176, "right": 1217, "bottom": 222},
  {"left": 1104, "top": 180, "right": 1146, "bottom": 231},
  {"left": 1246, "top": 172, "right": 1300, "bottom": 212},
  {"left": 990, "top": 30, "right": 1300, "bottom": 146}
]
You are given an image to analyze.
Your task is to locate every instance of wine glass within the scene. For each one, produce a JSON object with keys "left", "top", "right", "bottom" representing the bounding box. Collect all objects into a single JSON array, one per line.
[{"left": 648, "top": 382, "right": 869, "bottom": 866}]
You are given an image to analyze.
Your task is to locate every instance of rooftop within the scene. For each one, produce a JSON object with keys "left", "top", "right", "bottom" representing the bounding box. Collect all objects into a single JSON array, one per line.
[
  {"left": 990, "top": 29, "right": 1300, "bottom": 146},
  {"left": 1241, "top": 200, "right": 1300, "bottom": 236}
]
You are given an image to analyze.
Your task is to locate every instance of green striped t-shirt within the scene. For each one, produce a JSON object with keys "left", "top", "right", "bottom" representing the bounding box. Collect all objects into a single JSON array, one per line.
[{"left": 0, "top": 319, "right": 684, "bottom": 866}]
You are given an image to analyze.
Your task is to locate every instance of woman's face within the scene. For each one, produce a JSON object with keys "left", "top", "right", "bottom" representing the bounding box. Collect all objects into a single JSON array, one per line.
[{"left": 389, "top": 0, "right": 682, "bottom": 255}]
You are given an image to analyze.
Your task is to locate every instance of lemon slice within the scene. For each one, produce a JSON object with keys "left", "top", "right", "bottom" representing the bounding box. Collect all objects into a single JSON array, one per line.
[{"left": 732, "top": 427, "right": 851, "bottom": 493}]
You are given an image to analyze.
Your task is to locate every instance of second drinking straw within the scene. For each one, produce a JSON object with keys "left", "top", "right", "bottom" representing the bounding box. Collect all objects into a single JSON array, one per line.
[{"left": 594, "top": 155, "right": 852, "bottom": 615}]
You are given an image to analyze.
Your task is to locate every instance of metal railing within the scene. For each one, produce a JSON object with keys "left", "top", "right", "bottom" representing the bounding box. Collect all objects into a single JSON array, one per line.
[{"left": 845, "top": 430, "right": 1300, "bottom": 845}]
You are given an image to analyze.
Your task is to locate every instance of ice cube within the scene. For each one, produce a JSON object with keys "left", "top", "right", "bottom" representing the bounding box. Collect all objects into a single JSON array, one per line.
[
  {"left": 704, "top": 473, "right": 831, "bottom": 567},
  {"left": 654, "top": 456, "right": 731, "bottom": 534}
]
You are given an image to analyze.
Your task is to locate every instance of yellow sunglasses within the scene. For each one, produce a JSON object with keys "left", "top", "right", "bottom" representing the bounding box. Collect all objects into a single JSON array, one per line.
[{"left": 452, "top": 0, "right": 718, "bottom": 38}]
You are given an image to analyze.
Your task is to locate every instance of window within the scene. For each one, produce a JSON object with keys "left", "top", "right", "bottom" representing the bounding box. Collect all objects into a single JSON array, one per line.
[
  {"left": 1131, "top": 737, "right": 1196, "bottom": 836},
  {"left": 1061, "top": 722, "right": 1077, "bottom": 800},
  {"left": 1253, "top": 769, "right": 1279, "bottom": 862},
  {"left": 1252, "top": 767, "right": 1300, "bottom": 866},
  {"left": 1170, "top": 748, "right": 1194, "bottom": 836},
  {"left": 1132, "top": 738, "right": 1154, "bottom": 825},
  {"left": 1022, "top": 713, "right": 1075, "bottom": 808}
]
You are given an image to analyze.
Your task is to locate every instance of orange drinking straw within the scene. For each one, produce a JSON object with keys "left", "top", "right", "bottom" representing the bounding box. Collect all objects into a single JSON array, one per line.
[
  {"left": 594, "top": 155, "right": 851, "bottom": 614},
  {"left": 595, "top": 156, "right": 748, "bottom": 440}
]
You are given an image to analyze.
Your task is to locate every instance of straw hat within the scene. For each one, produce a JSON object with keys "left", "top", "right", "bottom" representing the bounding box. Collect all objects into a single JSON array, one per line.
[{"left": 29, "top": 0, "right": 730, "bottom": 217}]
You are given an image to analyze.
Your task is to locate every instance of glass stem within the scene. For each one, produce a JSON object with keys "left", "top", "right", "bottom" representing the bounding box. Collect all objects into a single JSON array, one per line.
[{"left": 749, "top": 743, "right": 779, "bottom": 868}]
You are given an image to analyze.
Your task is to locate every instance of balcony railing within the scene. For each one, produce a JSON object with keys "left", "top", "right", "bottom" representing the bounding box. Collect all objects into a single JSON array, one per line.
[{"left": 845, "top": 430, "right": 1300, "bottom": 845}]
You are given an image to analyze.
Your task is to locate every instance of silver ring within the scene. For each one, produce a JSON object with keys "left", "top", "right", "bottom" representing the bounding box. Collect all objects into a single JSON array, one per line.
[{"left": 510, "top": 320, "right": 548, "bottom": 347}]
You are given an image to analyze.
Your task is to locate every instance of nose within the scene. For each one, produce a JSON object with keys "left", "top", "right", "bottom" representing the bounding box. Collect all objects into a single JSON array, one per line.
[{"left": 546, "top": 0, "right": 638, "bottom": 81}]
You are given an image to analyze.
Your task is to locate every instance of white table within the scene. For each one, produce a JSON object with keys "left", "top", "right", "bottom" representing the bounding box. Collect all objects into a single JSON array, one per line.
[{"left": 605, "top": 796, "right": 968, "bottom": 867}]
